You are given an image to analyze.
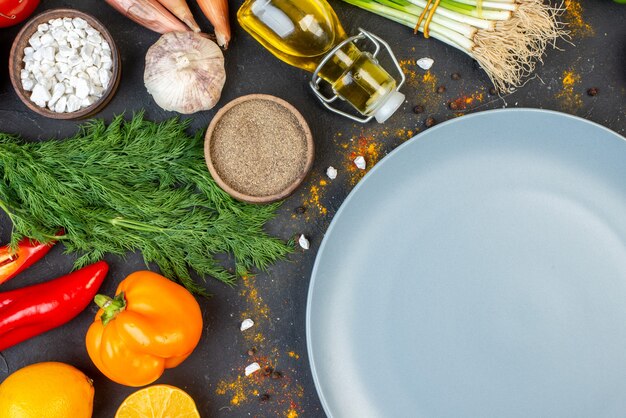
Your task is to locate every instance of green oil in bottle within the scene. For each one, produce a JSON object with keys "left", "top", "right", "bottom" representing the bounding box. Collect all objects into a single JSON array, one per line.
[{"left": 237, "top": 0, "right": 405, "bottom": 122}]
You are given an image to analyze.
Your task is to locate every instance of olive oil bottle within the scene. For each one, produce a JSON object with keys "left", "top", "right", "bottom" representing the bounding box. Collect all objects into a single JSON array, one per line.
[{"left": 238, "top": 0, "right": 405, "bottom": 123}]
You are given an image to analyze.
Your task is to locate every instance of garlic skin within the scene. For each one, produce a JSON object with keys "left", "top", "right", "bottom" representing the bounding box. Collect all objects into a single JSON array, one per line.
[{"left": 144, "top": 32, "right": 226, "bottom": 114}]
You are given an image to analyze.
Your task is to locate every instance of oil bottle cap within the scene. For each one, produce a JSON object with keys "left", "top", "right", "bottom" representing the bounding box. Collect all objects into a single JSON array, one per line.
[{"left": 374, "top": 91, "right": 405, "bottom": 123}]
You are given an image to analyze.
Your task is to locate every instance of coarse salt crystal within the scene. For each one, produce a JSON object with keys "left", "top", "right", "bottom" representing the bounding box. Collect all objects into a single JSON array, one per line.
[
  {"left": 245, "top": 362, "right": 261, "bottom": 376},
  {"left": 416, "top": 57, "right": 434, "bottom": 70},
  {"left": 326, "top": 166, "right": 337, "bottom": 180},
  {"left": 354, "top": 156, "right": 366, "bottom": 170},
  {"left": 240, "top": 318, "right": 254, "bottom": 331},
  {"left": 298, "top": 234, "right": 310, "bottom": 250},
  {"left": 22, "top": 78, "right": 34, "bottom": 91},
  {"left": 66, "top": 95, "right": 81, "bottom": 112},
  {"left": 40, "top": 33, "right": 55, "bottom": 46},
  {"left": 72, "top": 17, "right": 88, "bottom": 29},
  {"left": 30, "top": 84, "right": 50, "bottom": 107},
  {"left": 54, "top": 96, "right": 67, "bottom": 113},
  {"left": 74, "top": 78, "right": 90, "bottom": 99},
  {"left": 28, "top": 34, "right": 41, "bottom": 49}
]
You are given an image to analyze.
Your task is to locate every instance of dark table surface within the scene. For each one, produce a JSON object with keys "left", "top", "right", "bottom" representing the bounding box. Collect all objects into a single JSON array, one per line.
[{"left": 0, "top": 1, "right": 625, "bottom": 417}]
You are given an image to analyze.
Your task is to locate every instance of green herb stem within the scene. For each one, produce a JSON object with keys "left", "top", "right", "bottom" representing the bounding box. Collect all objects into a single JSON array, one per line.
[{"left": 0, "top": 113, "right": 292, "bottom": 294}]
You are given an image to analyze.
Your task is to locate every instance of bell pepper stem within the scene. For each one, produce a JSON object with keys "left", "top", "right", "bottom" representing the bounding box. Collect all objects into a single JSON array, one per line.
[{"left": 95, "top": 292, "right": 126, "bottom": 326}]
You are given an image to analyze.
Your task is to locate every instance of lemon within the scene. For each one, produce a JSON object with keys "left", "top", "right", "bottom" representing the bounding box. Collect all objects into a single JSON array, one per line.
[
  {"left": 115, "top": 385, "right": 200, "bottom": 418},
  {"left": 0, "top": 362, "right": 94, "bottom": 418}
]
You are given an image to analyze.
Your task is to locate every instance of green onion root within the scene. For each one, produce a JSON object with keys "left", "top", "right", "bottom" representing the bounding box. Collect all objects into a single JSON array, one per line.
[{"left": 341, "top": 0, "right": 566, "bottom": 92}]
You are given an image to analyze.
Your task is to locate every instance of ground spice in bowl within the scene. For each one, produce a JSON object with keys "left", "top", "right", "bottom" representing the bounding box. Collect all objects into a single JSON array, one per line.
[{"left": 205, "top": 95, "right": 314, "bottom": 203}]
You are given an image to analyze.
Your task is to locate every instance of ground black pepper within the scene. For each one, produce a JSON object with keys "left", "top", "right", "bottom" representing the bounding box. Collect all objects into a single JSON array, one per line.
[
  {"left": 295, "top": 206, "right": 306, "bottom": 214},
  {"left": 451, "top": 73, "right": 461, "bottom": 80},
  {"left": 271, "top": 371, "right": 282, "bottom": 380},
  {"left": 263, "top": 366, "right": 273, "bottom": 377},
  {"left": 211, "top": 99, "right": 308, "bottom": 197},
  {"left": 437, "top": 85, "right": 446, "bottom": 94},
  {"left": 413, "top": 104, "right": 425, "bottom": 114},
  {"left": 489, "top": 87, "right": 497, "bottom": 96},
  {"left": 247, "top": 348, "right": 256, "bottom": 356},
  {"left": 448, "top": 101, "right": 458, "bottom": 110},
  {"left": 260, "top": 394, "right": 271, "bottom": 402},
  {"left": 587, "top": 87, "right": 598, "bottom": 96}
]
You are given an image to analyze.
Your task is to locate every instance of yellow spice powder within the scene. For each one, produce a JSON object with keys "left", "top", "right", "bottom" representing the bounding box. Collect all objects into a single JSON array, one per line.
[
  {"left": 555, "top": 70, "right": 583, "bottom": 112},
  {"left": 564, "top": 0, "right": 594, "bottom": 37}
]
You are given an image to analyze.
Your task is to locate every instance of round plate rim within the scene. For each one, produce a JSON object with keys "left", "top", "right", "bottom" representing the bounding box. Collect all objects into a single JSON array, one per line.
[{"left": 305, "top": 108, "right": 626, "bottom": 418}]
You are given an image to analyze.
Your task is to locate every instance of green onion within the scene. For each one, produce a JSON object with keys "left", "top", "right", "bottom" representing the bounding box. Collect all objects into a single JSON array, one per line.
[{"left": 342, "top": 0, "right": 565, "bottom": 92}]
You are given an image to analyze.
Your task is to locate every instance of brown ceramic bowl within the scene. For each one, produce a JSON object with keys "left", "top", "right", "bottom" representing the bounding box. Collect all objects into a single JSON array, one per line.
[
  {"left": 204, "top": 94, "right": 315, "bottom": 204},
  {"left": 9, "top": 9, "right": 121, "bottom": 120}
]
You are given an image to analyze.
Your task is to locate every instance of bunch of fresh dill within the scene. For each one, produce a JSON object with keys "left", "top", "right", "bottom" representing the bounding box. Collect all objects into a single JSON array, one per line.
[{"left": 0, "top": 113, "right": 292, "bottom": 294}]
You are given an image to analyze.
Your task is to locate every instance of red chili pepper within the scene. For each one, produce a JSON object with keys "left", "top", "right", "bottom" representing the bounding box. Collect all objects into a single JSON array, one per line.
[
  {"left": 0, "top": 237, "right": 56, "bottom": 286},
  {"left": 0, "top": 261, "right": 109, "bottom": 352}
]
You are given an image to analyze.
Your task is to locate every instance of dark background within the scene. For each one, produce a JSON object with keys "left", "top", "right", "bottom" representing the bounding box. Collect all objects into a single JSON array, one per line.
[{"left": 0, "top": 1, "right": 625, "bottom": 417}]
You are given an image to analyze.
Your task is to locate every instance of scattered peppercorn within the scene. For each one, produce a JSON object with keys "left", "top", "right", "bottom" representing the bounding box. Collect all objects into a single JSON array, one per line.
[
  {"left": 260, "top": 394, "right": 271, "bottom": 402},
  {"left": 271, "top": 371, "right": 283, "bottom": 380},
  {"left": 413, "top": 104, "right": 425, "bottom": 114},
  {"left": 263, "top": 366, "right": 273, "bottom": 376},
  {"left": 436, "top": 85, "right": 446, "bottom": 94},
  {"left": 295, "top": 206, "right": 306, "bottom": 214},
  {"left": 587, "top": 87, "right": 599, "bottom": 97},
  {"left": 451, "top": 73, "right": 461, "bottom": 80},
  {"left": 489, "top": 87, "right": 497, "bottom": 96},
  {"left": 247, "top": 348, "right": 256, "bottom": 356},
  {"left": 448, "top": 101, "right": 459, "bottom": 110},
  {"left": 425, "top": 117, "right": 437, "bottom": 128}
]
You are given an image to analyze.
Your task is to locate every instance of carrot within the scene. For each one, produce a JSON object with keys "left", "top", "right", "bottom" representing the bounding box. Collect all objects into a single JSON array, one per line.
[
  {"left": 196, "top": 0, "right": 230, "bottom": 48},
  {"left": 155, "top": 0, "right": 201, "bottom": 32}
]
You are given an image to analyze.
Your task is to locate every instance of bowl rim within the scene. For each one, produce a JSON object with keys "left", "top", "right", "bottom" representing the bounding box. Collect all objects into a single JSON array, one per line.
[
  {"left": 204, "top": 94, "right": 315, "bottom": 204},
  {"left": 8, "top": 8, "right": 121, "bottom": 120}
]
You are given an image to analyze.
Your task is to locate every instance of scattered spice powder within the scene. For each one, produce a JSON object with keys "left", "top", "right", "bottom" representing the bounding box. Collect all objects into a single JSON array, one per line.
[
  {"left": 216, "top": 275, "right": 304, "bottom": 415},
  {"left": 287, "top": 351, "right": 300, "bottom": 360},
  {"left": 448, "top": 92, "right": 485, "bottom": 111},
  {"left": 555, "top": 70, "right": 583, "bottom": 112},
  {"left": 393, "top": 127, "right": 416, "bottom": 141},
  {"left": 399, "top": 59, "right": 442, "bottom": 112},
  {"left": 564, "top": 0, "right": 594, "bottom": 37},
  {"left": 305, "top": 181, "right": 329, "bottom": 216},
  {"left": 240, "top": 275, "right": 271, "bottom": 323},
  {"left": 343, "top": 135, "right": 383, "bottom": 185},
  {"left": 210, "top": 99, "right": 309, "bottom": 197},
  {"left": 216, "top": 376, "right": 249, "bottom": 406}
]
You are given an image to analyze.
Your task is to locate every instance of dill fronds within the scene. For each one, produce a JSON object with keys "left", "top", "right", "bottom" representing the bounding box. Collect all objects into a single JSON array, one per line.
[{"left": 0, "top": 113, "right": 292, "bottom": 294}]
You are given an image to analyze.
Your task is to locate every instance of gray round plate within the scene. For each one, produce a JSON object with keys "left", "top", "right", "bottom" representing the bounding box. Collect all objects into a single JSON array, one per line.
[{"left": 306, "top": 109, "right": 626, "bottom": 418}]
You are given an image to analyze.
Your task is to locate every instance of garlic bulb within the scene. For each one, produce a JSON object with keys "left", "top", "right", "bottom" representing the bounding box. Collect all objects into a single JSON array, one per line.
[{"left": 144, "top": 32, "right": 226, "bottom": 114}]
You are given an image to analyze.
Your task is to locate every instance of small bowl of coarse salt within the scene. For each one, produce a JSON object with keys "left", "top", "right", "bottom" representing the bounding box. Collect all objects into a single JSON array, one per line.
[{"left": 9, "top": 9, "right": 120, "bottom": 120}]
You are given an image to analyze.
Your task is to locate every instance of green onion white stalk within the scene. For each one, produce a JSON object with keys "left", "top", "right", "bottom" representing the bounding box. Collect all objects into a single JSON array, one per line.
[{"left": 342, "top": 0, "right": 565, "bottom": 91}]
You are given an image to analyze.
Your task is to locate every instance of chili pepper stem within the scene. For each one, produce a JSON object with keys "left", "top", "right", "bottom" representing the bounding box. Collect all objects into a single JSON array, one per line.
[{"left": 95, "top": 292, "right": 127, "bottom": 326}]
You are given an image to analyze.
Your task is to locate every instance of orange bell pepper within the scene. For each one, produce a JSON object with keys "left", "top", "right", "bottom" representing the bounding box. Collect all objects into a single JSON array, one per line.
[{"left": 85, "top": 271, "right": 203, "bottom": 387}]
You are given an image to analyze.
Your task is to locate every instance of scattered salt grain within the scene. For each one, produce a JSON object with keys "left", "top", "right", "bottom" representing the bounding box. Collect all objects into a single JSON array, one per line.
[
  {"left": 416, "top": 57, "right": 434, "bottom": 70},
  {"left": 326, "top": 166, "right": 337, "bottom": 180},
  {"left": 240, "top": 318, "right": 254, "bottom": 331},
  {"left": 245, "top": 362, "right": 261, "bottom": 376},
  {"left": 298, "top": 234, "right": 310, "bottom": 250},
  {"left": 354, "top": 156, "right": 366, "bottom": 170}
]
